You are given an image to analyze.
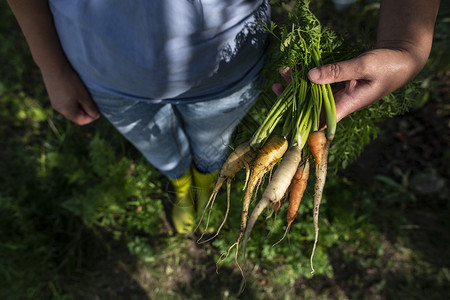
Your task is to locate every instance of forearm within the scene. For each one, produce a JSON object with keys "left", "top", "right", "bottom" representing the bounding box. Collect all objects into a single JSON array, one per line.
[
  {"left": 377, "top": 0, "right": 440, "bottom": 73},
  {"left": 7, "top": 0, "right": 71, "bottom": 75},
  {"left": 7, "top": 0, "right": 100, "bottom": 125}
]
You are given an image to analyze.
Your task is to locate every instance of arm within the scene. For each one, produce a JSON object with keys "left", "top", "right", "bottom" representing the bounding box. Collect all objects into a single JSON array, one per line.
[
  {"left": 7, "top": 0, "right": 99, "bottom": 125},
  {"left": 304, "top": 0, "right": 440, "bottom": 123}
]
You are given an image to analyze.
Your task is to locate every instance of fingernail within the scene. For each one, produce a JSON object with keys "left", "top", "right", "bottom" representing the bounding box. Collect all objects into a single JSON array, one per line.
[
  {"left": 279, "top": 66, "right": 289, "bottom": 75},
  {"left": 308, "top": 68, "right": 320, "bottom": 81}
]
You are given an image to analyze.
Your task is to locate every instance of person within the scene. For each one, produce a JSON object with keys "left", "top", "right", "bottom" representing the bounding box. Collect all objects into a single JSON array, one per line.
[{"left": 7, "top": 0, "right": 440, "bottom": 234}]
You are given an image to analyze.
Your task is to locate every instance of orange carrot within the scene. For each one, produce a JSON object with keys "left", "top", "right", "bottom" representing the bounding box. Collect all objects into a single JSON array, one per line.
[
  {"left": 307, "top": 131, "right": 326, "bottom": 165},
  {"left": 288, "top": 159, "right": 310, "bottom": 224}
]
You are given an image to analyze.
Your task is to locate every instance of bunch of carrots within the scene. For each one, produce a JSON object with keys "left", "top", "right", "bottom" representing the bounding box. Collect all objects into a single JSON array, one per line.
[{"left": 196, "top": 0, "right": 351, "bottom": 288}]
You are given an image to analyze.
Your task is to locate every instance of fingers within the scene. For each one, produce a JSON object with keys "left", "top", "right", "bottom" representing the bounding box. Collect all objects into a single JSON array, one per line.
[
  {"left": 271, "top": 83, "right": 284, "bottom": 97},
  {"left": 69, "top": 97, "right": 100, "bottom": 126},
  {"left": 307, "top": 56, "right": 368, "bottom": 85},
  {"left": 57, "top": 100, "right": 100, "bottom": 126},
  {"left": 271, "top": 67, "right": 291, "bottom": 98},
  {"left": 71, "top": 106, "right": 100, "bottom": 125},
  {"left": 78, "top": 96, "right": 100, "bottom": 120},
  {"left": 279, "top": 66, "right": 291, "bottom": 83},
  {"left": 50, "top": 90, "right": 100, "bottom": 126}
]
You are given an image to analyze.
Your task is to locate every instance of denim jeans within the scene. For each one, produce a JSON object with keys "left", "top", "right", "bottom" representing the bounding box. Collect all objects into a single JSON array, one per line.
[{"left": 91, "top": 77, "right": 261, "bottom": 179}]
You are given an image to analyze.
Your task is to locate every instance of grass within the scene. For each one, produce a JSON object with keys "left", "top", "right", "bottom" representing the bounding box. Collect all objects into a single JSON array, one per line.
[{"left": 1, "top": 0, "right": 449, "bottom": 299}]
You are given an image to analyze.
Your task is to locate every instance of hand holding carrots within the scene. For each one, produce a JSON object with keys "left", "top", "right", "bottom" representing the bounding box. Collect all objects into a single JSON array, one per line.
[
  {"left": 306, "top": 47, "right": 422, "bottom": 123},
  {"left": 273, "top": 0, "right": 439, "bottom": 126},
  {"left": 273, "top": 46, "right": 430, "bottom": 125}
]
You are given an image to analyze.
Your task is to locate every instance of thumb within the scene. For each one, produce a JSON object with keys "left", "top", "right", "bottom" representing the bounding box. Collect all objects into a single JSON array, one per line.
[{"left": 307, "top": 57, "right": 364, "bottom": 85}]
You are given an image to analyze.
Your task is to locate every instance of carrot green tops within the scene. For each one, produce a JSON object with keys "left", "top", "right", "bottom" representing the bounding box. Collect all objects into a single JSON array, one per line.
[{"left": 49, "top": 0, "right": 270, "bottom": 103}]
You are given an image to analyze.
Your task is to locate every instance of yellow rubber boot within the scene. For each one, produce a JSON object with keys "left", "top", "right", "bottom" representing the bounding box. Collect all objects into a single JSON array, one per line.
[
  {"left": 192, "top": 167, "right": 219, "bottom": 233},
  {"left": 169, "top": 170, "right": 196, "bottom": 234}
]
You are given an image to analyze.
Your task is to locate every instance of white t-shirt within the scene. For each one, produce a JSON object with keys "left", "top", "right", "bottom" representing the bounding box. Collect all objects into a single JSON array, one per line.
[{"left": 49, "top": 0, "right": 270, "bottom": 103}]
